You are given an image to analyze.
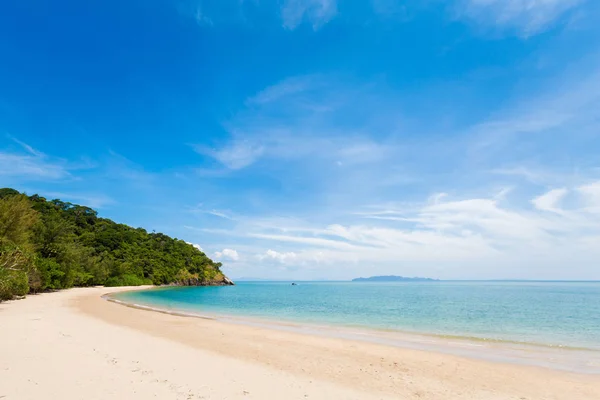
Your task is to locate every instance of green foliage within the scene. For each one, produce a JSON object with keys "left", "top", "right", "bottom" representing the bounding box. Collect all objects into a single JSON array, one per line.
[
  {"left": 0, "top": 268, "right": 29, "bottom": 300},
  {"left": 0, "top": 188, "right": 227, "bottom": 301},
  {"left": 0, "top": 194, "right": 38, "bottom": 300},
  {"left": 36, "top": 258, "right": 66, "bottom": 291},
  {"left": 0, "top": 248, "right": 31, "bottom": 300},
  {"left": 0, "top": 188, "right": 20, "bottom": 199},
  {"left": 0, "top": 194, "right": 38, "bottom": 249},
  {"left": 105, "top": 274, "right": 152, "bottom": 287}
]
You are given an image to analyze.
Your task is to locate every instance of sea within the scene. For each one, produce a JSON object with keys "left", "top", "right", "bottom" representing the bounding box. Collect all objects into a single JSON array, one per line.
[{"left": 110, "top": 281, "right": 600, "bottom": 373}]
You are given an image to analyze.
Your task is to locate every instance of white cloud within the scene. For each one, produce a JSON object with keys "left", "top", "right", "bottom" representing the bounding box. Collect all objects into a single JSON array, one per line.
[
  {"left": 258, "top": 249, "right": 298, "bottom": 263},
  {"left": 207, "top": 180, "right": 600, "bottom": 279},
  {"left": 214, "top": 248, "right": 240, "bottom": 261},
  {"left": 457, "top": 0, "right": 583, "bottom": 36},
  {"left": 577, "top": 181, "right": 600, "bottom": 213},
  {"left": 186, "top": 242, "right": 204, "bottom": 252},
  {"left": 281, "top": 0, "right": 337, "bottom": 30},
  {"left": 531, "top": 188, "right": 567, "bottom": 213}
]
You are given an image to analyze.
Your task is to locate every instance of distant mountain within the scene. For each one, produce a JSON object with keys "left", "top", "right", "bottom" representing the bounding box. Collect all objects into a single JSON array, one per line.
[{"left": 352, "top": 275, "right": 438, "bottom": 282}]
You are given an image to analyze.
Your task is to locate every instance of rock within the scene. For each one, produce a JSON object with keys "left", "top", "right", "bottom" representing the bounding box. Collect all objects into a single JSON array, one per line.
[
  {"left": 171, "top": 274, "right": 235, "bottom": 287},
  {"left": 222, "top": 276, "right": 235, "bottom": 286}
]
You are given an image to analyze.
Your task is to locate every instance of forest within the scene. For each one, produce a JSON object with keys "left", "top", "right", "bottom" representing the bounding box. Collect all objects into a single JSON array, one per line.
[{"left": 0, "top": 188, "right": 231, "bottom": 301}]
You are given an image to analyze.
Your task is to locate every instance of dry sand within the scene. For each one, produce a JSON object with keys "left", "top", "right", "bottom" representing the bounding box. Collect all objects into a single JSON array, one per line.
[{"left": 1, "top": 287, "right": 599, "bottom": 400}]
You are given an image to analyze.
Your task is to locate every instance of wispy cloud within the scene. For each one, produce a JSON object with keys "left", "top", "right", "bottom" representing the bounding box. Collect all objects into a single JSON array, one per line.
[
  {"left": 248, "top": 232, "right": 364, "bottom": 250},
  {"left": 465, "top": 65, "right": 600, "bottom": 178},
  {"left": 371, "top": 0, "right": 408, "bottom": 19},
  {"left": 492, "top": 167, "right": 551, "bottom": 185},
  {"left": 105, "top": 150, "right": 156, "bottom": 184},
  {"left": 194, "top": 6, "right": 214, "bottom": 26},
  {"left": 455, "top": 0, "right": 584, "bottom": 36},
  {"left": 175, "top": 0, "right": 591, "bottom": 36},
  {"left": 194, "top": 141, "right": 265, "bottom": 170},
  {"left": 30, "top": 191, "right": 116, "bottom": 209},
  {"left": 194, "top": 74, "right": 398, "bottom": 173},
  {"left": 187, "top": 204, "right": 237, "bottom": 220},
  {"left": 246, "top": 75, "right": 316, "bottom": 105},
  {"left": 281, "top": 0, "right": 338, "bottom": 30},
  {"left": 208, "top": 210, "right": 234, "bottom": 219},
  {"left": 0, "top": 137, "right": 70, "bottom": 180},
  {"left": 7, "top": 134, "right": 45, "bottom": 157},
  {"left": 0, "top": 153, "right": 69, "bottom": 180},
  {"left": 471, "top": 68, "right": 600, "bottom": 138},
  {"left": 179, "top": 0, "right": 339, "bottom": 30}
]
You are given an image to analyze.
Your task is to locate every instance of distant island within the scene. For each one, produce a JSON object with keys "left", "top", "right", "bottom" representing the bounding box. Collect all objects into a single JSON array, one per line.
[{"left": 352, "top": 275, "right": 438, "bottom": 282}]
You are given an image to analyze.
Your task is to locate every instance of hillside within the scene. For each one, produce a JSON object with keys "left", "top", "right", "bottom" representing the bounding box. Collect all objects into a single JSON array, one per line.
[{"left": 0, "top": 188, "right": 232, "bottom": 301}]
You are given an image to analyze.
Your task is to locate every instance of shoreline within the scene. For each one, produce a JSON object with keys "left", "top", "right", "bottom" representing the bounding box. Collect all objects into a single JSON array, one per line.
[
  {"left": 107, "top": 289, "right": 599, "bottom": 350},
  {"left": 106, "top": 287, "right": 600, "bottom": 374},
  {"left": 2, "top": 287, "right": 600, "bottom": 399}
]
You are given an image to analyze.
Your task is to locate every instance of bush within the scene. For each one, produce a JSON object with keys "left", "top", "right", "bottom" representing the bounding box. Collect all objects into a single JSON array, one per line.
[
  {"left": 37, "top": 258, "right": 65, "bottom": 291},
  {"left": 10, "top": 270, "right": 29, "bottom": 296},
  {"left": 0, "top": 269, "right": 29, "bottom": 300},
  {"left": 105, "top": 274, "right": 152, "bottom": 287}
]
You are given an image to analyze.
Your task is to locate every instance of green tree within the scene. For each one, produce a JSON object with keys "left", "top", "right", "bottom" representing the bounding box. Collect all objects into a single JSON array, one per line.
[
  {"left": 0, "top": 194, "right": 38, "bottom": 249},
  {"left": 0, "top": 194, "right": 40, "bottom": 299}
]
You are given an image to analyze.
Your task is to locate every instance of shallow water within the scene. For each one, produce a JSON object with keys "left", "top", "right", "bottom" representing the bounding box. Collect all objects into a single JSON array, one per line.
[{"left": 113, "top": 281, "right": 600, "bottom": 352}]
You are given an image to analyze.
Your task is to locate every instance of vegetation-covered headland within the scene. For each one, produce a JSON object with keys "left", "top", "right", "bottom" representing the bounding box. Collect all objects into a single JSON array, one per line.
[{"left": 0, "top": 188, "right": 232, "bottom": 301}]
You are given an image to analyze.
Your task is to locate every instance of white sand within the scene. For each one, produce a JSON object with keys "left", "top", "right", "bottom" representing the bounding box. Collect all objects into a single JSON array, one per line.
[{"left": 1, "top": 287, "right": 599, "bottom": 400}]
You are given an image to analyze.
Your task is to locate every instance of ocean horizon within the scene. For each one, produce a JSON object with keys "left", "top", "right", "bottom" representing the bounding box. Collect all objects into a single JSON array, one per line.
[{"left": 231, "top": 279, "right": 600, "bottom": 283}]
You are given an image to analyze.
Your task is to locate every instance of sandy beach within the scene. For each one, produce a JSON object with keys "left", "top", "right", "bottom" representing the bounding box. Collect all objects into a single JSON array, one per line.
[{"left": 1, "top": 287, "right": 599, "bottom": 400}]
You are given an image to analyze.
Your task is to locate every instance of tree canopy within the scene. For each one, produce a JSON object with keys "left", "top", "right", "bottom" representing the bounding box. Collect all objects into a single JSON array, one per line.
[{"left": 0, "top": 189, "right": 230, "bottom": 301}]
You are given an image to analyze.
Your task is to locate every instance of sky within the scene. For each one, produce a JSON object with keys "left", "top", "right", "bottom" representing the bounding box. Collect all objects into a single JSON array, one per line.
[{"left": 1, "top": 0, "right": 600, "bottom": 280}]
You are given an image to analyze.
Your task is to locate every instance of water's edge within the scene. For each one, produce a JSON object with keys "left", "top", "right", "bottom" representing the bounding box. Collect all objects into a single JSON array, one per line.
[{"left": 104, "top": 290, "right": 600, "bottom": 375}]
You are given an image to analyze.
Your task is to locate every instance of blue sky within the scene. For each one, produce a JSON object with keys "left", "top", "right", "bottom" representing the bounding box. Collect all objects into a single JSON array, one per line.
[{"left": 2, "top": 0, "right": 600, "bottom": 280}]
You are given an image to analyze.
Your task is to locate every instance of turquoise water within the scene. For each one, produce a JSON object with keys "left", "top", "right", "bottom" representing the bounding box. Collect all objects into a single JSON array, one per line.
[{"left": 113, "top": 281, "right": 600, "bottom": 350}]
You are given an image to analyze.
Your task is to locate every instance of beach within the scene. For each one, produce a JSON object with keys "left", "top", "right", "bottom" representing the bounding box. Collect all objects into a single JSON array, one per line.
[{"left": 1, "top": 287, "right": 599, "bottom": 400}]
